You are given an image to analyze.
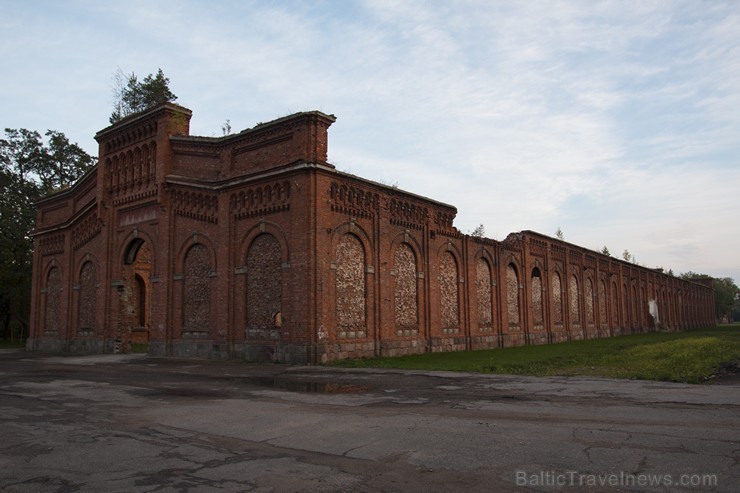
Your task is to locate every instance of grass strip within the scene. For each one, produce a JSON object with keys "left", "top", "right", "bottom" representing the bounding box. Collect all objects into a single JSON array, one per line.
[{"left": 334, "top": 325, "right": 740, "bottom": 384}]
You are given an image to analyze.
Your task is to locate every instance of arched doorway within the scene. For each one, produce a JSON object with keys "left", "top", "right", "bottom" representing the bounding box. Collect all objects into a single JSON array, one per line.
[{"left": 118, "top": 239, "right": 152, "bottom": 352}]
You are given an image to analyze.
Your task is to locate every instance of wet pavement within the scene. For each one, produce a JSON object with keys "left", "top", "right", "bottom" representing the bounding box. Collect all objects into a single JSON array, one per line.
[{"left": 0, "top": 349, "right": 738, "bottom": 492}]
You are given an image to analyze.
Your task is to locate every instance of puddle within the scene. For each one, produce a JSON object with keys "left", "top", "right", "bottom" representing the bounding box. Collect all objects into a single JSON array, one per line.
[{"left": 244, "top": 377, "right": 369, "bottom": 394}]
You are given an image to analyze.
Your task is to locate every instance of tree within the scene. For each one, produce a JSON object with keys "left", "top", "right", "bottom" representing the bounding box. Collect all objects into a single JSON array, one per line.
[
  {"left": 471, "top": 224, "right": 485, "bottom": 237},
  {"left": 713, "top": 277, "right": 738, "bottom": 322},
  {"left": 110, "top": 68, "right": 177, "bottom": 123},
  {"left": 622, "top": 249, "right": 631, "bottom": 262},
  {"left": 0, "top": 128, "right": 95, "bottom": 340},
  {"left": 601, "top": 246, "right": 611, "bottom": 256},
  {"left": 555, "top": 227, "right": 564, "bottom": 240}
]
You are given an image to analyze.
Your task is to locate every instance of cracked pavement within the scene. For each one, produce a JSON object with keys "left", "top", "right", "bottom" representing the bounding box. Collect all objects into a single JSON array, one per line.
[{"left": 0, "top": 349, "right": 737, "bottom": 492}]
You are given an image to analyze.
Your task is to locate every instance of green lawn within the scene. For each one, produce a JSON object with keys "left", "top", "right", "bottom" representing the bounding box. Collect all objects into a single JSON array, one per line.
[{"left": 334, "top": 325, "right": 740, "bottom": 384}]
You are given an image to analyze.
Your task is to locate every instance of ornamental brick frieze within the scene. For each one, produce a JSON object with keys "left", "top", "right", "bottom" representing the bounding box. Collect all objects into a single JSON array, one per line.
[
  {"left": 329, "top": 182, "right": 379, "bottom": 219},
  {"left": 568, "top": 249, "right": 583, "bottom": 264},
  {"left": 434, "top": 210, "right": 455, "bottom": 231},
  {"left": 230, "top": 181, "right": 290, "bottom": 220},
  {"left": 528, "top": 237, "right": 547, "bottom": 256},
  {"left": 171, "top": 189, "right": 219, "bottom": 224},
  {"left": 71, "top": 212, "right": 102, "bottom": 250},
  {"left": 388, "top": 198, "right": 428, "bottom": 230},
  {"left": 101, "top": 118, "right": 158, "bottom": 154},
  {"left": 551, "top": 244, "right": 566, "bottom": 261},
  {"left": 585, "top": 254, "right": 597, "bottom": 269},
  {"left": 39, "top": 234, "right": 65, "bottom": 256},
  {"left": 105, "top": 141, "right": 157, "bottom": 204}
]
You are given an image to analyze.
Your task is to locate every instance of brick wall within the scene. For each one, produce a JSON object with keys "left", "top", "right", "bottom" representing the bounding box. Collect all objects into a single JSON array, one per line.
[{"left": 27, "top": 103, "right": 718, "bottom": 362}]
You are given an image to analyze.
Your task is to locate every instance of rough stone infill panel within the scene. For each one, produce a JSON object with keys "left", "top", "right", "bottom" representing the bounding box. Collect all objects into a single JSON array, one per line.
[
  {"left": 183, "top": 244, "right": 211, "bottom": 331},
  {"left": 585, "top": 278, "right": 595, "bottom": 324},
  {"left": 439, "top": 251, "right": 459, "bottom": 330},
  {"left": 569, "top": 275, "right": 580, "bottom": 323},
  {"left": 531, "top": 272, "right": 543, "bottom": 327},
  {"left": 44, "top": 267, "right": 61, "bottom": 332},
  {"left": 552, "top": 273, "right": 563, "bottom": 323},
  {"left": 610, "top": 282, "right": 619, "bottom": 326},
  {"left": 335, "top": 234, "right": 365, "bottom": 331},
  {"left": 599, "top": 280, "right": 608, "bottom": 326},
  {"left": 78, "top": 261, "right": 97, "bottom": 332},
  {"left": 506, "top": 264, "right": 519, "bottom": 327},
  {"left": 476, "top": 258, "right": 492, "bottom": 329},
  {"left": 247, "top": 233, "right": 282, "bottom": 333},
  {"left": 394, "top": 243, "right": 418, "bottom": 331}
]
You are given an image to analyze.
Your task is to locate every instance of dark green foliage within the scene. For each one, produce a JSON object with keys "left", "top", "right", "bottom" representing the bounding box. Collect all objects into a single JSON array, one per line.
[
  {"left": 0, "top": 128, "right": 95, "bottom": 340},
  {"left": 110, "top": 68, "right": 177, "bottom": 123}
]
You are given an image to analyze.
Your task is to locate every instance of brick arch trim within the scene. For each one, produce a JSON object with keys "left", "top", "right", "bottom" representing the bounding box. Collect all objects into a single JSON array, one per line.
[
  {"left": 389, "top": 231, "right": 423, "bottom": 266},
  {"left": 330, "top": 221, "right": 373, "bottom": 260},
  {"left": 435, "top": 240, "right": 462, "bottom": 267},
  {"left": 41, "top": 258, "right": 63, "bottom": 285},
  {"left": 175, "top": 233, "right": 218, "bottom": 273},
  {"left": 74, "top": 253, "right": 103, "bottom": 283},
  {"left": 118, "top": 229, "right": 158, "bottom": 273},
  {"left": 238, "top": 221, "right": 290, "bottom": 265}
]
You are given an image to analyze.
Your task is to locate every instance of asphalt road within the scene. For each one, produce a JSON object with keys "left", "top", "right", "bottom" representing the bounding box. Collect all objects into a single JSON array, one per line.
[{"left": 0, "top": 349, "right": 737, "bottom": 492}]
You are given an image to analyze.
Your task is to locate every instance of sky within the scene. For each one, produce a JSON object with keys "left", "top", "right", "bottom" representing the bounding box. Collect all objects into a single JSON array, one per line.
[{"left": 2, "top": 0, "right": 739, "bottom": 281}]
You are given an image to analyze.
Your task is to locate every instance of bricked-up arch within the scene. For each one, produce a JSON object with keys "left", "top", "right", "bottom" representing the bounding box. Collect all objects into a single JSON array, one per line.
[
  {"left": 183, "top": 244, "right": 211, "bottom": 333},
  {"left": 610, "top": 279, "right": 619, "bottom": 328},
  {"left": 394, "top": 243, "right": 418, "bottom": 334},
  {"left": 622, "top": 283, "right": 629, "bottom": 330},
  {"left": 552, "top": 271, "right": 563, "bottom": 324},
  {"left": 44, "top": 266, "right": 62, "bottom": 333},
  {"left": 598, "top": 279, "right": 608, "bottom": 328},
  {"left": 440, "top": 251, "right": 460, "bottom": 332},
  {"left": 78, "top": 261, "right": 97, "bottom": 332},
  {"left": 246, "top": 233, "right": 282, "bottom": 334},
  {"left": 585, "top": 276, "right": 595, "bottom": 326},
  {"left": 335, "top": 234, "right": 366, "bottom": 335},
  {"left": 531, "top": 267, "right": 544, "bottom": 329},
  {"left": 506, "top": 263, "right": 520, "bottom": 328},
  {"left": 569, "top": 274, "right": 580, "bottom": 324},
  {"left": 476, "top": 258, "right": 493, "bottom": 331}
]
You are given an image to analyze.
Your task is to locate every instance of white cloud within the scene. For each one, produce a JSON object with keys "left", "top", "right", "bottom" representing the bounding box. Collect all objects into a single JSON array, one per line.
[{"left": 1, "top": 0, "right": 739, "bottom": 281}]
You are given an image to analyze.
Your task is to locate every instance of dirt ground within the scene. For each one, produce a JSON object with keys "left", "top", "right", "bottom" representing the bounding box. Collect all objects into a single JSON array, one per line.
[{"left": 0, "top": 349, "right": 737, "bottom": 492}]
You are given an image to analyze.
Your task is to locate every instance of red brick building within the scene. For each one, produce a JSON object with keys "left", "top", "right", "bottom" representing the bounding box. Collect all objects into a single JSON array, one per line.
[{"left": 27, "top": 103, "right": 715, "bottom": 363}]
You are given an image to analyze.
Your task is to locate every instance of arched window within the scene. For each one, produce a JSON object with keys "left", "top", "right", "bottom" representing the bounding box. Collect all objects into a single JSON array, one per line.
[
  {"left": 531, "top": 267, "right": 544, "bottom": 329},
  {"left": 394, "top": 243, "right": 418, "bottom": 334},
  {"left": 476, "top": 258, "right": 493, "bottom": 331},
  {"left": 246, "top": 234, "right": 282, "bottom": 333},
  {"left": 569, "top": 274, "right": 580, "bottom": 324},
  {"left": 45, "top": 267, "right": 62, "bottom": 333},
  {"left": 335, "top": 235, "right": 366, "bottom": 335},
  {"left": 552, "top": 272, "right": 563, "bottom": 324},
  {"left": 183, "top": 244, "right": 211, "bottom": 331},
  {"left": 78, "top": 261, "right": 97, "bottom": 332},
  {"left": 598, "top": 279, "right": 607, "bottom": 327},
  {"left": 506, "top": 264, "right": 520, "bottom": 327},
  {"left": 440, "top": 251, "right": 459, "bottom": 332},
  {"left": 585, "top": 277, "right": 595, "bottom": 325}
]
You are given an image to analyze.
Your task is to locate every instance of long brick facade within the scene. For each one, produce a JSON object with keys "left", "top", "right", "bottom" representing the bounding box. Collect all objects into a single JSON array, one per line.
[{"left": 27, "top": 103, "right": 716, "bottom": 363}]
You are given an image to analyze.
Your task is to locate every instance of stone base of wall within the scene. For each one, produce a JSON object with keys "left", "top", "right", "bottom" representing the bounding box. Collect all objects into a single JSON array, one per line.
[
  {"left": 584, "top": 327, "right": 599, "bottom": 339},
  {"left": 526, "top": 332, "right": 549, "bottom": 345},
  {"left": 470, "top": 334, "right": 499, "bottom": 350},
  {"left": 429, "top": 336, "right": 467, "bottom": 353},
  {"left": 380, "top": 338, "right": 424, "bottom": 358},
  {"left": 26, "top": 337, "right": 65, "bottom": 352},
  {"left": 501, "top": 333, "right": 526, "bottom": 347},
  {"left": 323, "top": 341, "right": 377, "bottom": 362},
  {"left": 67, "top": 338, "right": 106, "bottom": 353}
]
